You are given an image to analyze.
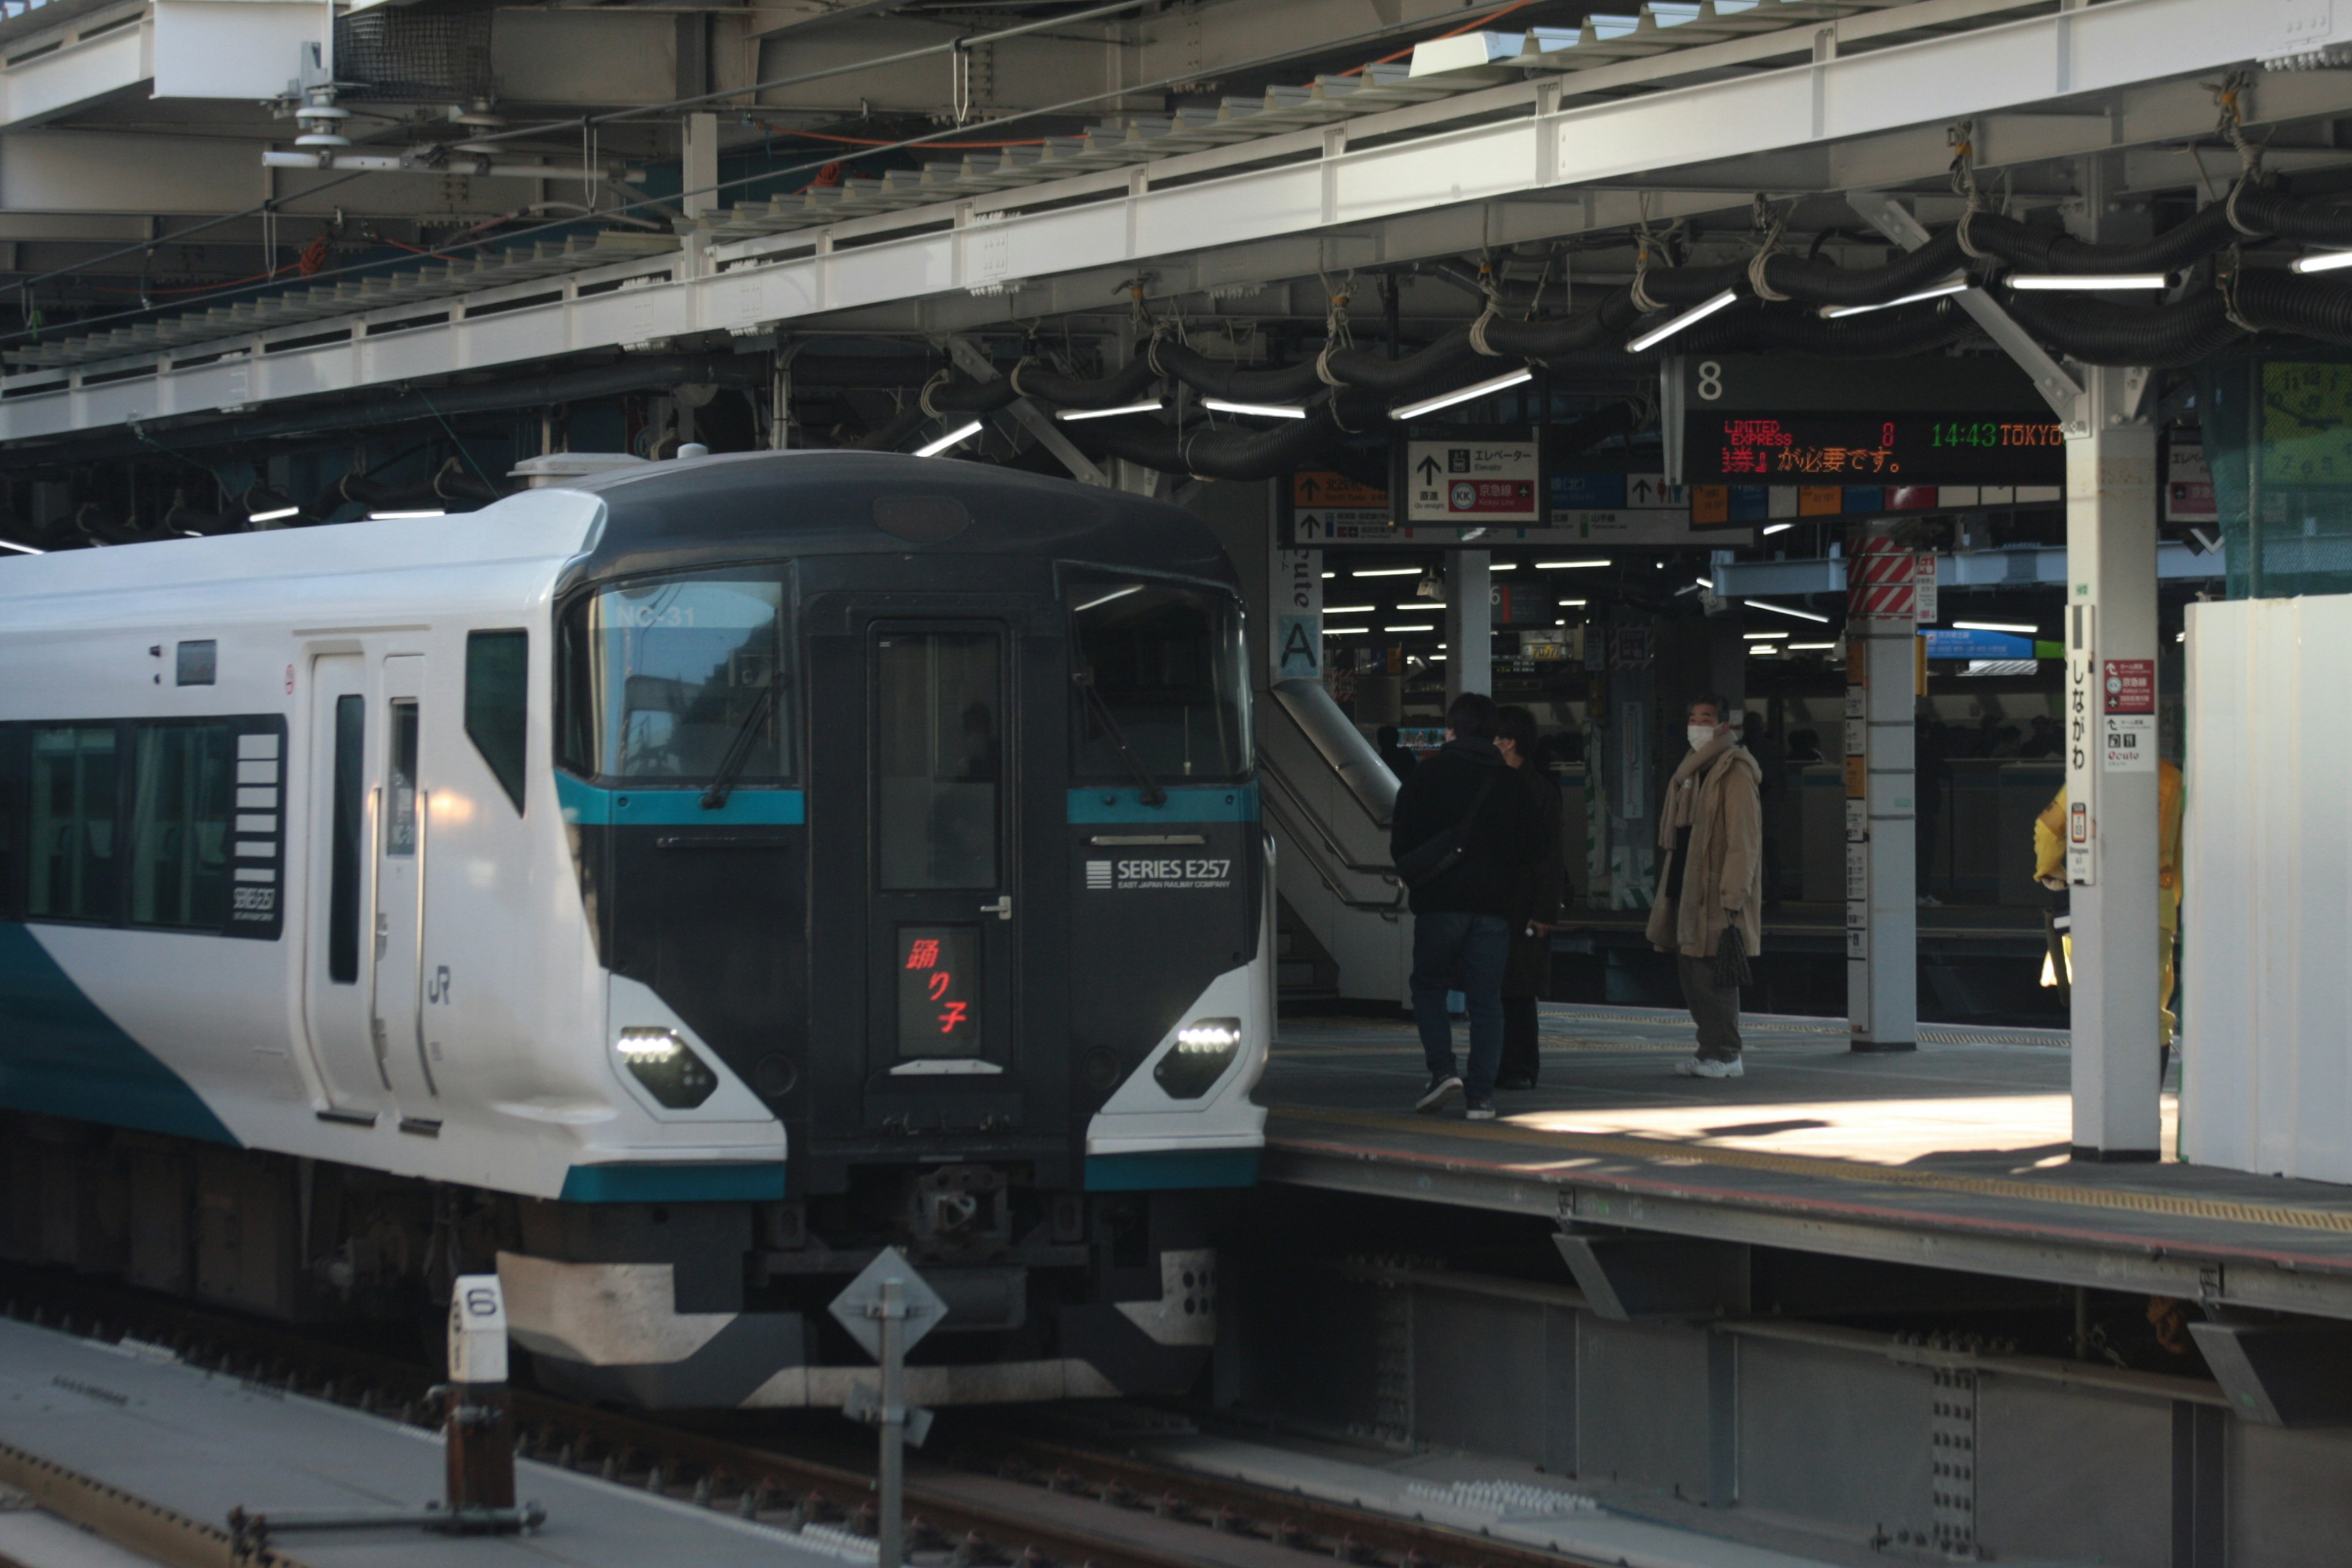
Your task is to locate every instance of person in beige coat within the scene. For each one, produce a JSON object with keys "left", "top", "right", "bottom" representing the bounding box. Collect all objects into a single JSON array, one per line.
[{"left": 1645, "top": 695, "right": 1764, "bottom": 1079}]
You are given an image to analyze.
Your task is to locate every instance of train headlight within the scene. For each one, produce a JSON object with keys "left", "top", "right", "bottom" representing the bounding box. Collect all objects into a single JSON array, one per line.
[
  {"left": 1154, "top": 1017, "right": 1242, "bottom": 1101},
  {"left": 616, "top": 1027, "right": 719, "bottom": 1109}
]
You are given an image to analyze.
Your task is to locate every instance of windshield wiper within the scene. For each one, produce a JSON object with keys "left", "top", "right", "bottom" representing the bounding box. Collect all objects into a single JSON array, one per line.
[
  {"left": 1073, "top": 671, "right": 1167, "bottom": 807},
  {"left": 701, "top": 681, "right": 778, "bottom": 810}
]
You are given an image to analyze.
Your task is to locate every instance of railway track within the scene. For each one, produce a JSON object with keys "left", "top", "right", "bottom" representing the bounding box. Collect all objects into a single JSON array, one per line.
[{"left": 0, "top": 1266, "right": 1604, "bottom": 1568}]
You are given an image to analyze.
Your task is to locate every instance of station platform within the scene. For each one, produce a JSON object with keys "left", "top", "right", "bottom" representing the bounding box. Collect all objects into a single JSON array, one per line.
[
  {"left": 0, "top": 1317, "right": 869, "bottom": 1568},
  {"left": 1259, "top": 1005, "right": 2352, "bottom": 1320}
]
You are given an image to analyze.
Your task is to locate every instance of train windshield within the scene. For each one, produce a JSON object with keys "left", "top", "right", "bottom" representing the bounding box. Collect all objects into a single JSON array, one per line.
[
  {"left": 563, "top": 573, "right": 794, "bottom": 783},
  {"left": 1069, "top": 578, "right": 1251, "bottom": 782}
]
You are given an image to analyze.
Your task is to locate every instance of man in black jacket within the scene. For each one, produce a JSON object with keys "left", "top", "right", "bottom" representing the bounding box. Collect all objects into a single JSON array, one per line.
[{"left": 1389, "top": 691, "right": 1542, "bottom": 1120}]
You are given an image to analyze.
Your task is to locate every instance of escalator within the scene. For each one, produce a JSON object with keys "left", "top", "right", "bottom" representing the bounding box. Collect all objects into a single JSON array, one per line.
[{"left": 1257, "top": 678, "right": 1411, "bottom": 1008}]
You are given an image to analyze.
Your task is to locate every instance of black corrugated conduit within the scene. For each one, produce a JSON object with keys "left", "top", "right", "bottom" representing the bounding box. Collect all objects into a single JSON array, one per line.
[{"left": 1996, "top": 288, "right": 2247, "bottom": 368}]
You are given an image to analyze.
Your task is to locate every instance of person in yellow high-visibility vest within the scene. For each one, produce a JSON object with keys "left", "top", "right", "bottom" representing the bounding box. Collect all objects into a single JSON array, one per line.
[{"left": 2033, "top": 759, "right": 2186, "bottom": 1044}]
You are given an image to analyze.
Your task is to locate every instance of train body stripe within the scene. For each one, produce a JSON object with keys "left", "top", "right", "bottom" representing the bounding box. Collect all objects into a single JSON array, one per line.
[
  {"left": 1065, "top": 783, "right": 1259, "bottom": 824},
  {"left": 1083, "top": 1148, "right": 1261, "bottom": 1191},
  {"left": 556, "top": 774, "right": 807, "bottom": 827},
  {"left": 0, "top": 924, "right": 238, "bottom": 1145},
  {"left": 558, "top": 1162, "right": 790, "bottom": 1203}
]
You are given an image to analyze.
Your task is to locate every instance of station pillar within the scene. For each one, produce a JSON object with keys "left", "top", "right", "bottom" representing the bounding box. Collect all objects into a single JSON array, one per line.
[
  {"left": 1846, "top": 529, "right": 1917, "bottom": 1052},
  {"left": 2065, "top": 364, "right": 2162, "bottom": 1161},
  {"left": 1445, "top": 551, "right": 1492, "bottom": 700}
]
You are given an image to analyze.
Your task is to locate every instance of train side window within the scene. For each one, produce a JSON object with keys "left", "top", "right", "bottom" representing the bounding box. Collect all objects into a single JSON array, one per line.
[
  {"left": 328, "top": 695, "right": 364, "bottom": 982},
  {"left": 464, "top": 629, "right": 529, "bottom": 813},
  {"left": 127, "top": 722, "right": 236, "bottom": 930},
  {"left": 387, "top": 701, "right": 419, "bottom": 856},
  {"left": 28, "top": 725, "right": 120, "bottom": 922}
]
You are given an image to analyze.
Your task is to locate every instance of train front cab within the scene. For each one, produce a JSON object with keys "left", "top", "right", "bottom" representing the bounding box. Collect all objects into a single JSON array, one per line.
[{"left": 512, "top": 503, "right": 1268, "bottom": 1409}]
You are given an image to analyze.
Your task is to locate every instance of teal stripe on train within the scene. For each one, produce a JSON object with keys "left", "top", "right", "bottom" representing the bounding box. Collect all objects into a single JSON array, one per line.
[
  {"left": 557, "top": 773, "right": 806, "bottom": 827},
  {"left": 1084, "top": 1148, "right": 1259, "bottom": 1191},
  {"left": 560, "top": 1162, "right": 789, "bottom": 1202},
  {"left": 1066, "top": 783, "right": 1259, "bottom": 824},
  {"left": 0, "top": 924, "right": 238, "bottom": 1145}
]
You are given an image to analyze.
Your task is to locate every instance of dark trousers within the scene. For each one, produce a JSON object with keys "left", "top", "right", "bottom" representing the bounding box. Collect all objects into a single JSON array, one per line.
[
  {"left": 1411, "top": 911, "right": 1511, "bottom": 1099},
  {"left": 1499, "top": 995, "right": 1540, "bottom": 1085},
  {"left": 1676, "top": 952, "right": 1744, "bottom": 1061}
]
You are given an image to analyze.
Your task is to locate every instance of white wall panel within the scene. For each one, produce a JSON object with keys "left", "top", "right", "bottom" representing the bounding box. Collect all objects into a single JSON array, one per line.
[
  {"left": 151, "top": 0, "right": 314, "bottom": 100},
  {"left": 2181, "top": 596, "right": 2352, "bottom": 1183}
]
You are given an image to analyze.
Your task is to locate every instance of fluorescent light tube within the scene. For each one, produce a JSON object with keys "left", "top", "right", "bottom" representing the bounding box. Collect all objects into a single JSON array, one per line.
[
  {"left": 1744, "top": 598, "right": 1830, "bottom": 624},
  {"left": 1762, "top": 522, "right": 1793, "bottom": 536},
  {"left": 2005, "top": 273, "right": 2168, "bottom": 291},
  {"left": 1389, "top": 367, "right": 1534, "bottom": 421},
  {"left": 1202, "top": 397, "right": 1307, "bottom": 419},
  {"left": 1322, "top": 603, "right": 1377, "bottom": 613},
  {"left": 247, "top": 505, "right": 301, "bottom": 522},
  {"left": 2293, "top": 251, "right": 2352, "bottom": 275},
  {"left": 1819, "top": 277, "right": 1969, "bottom": 318},
  {"left": 0, "top": 537, "right": 43, "bottom": 554},
  {"left": 1743, "top": 630, "right": 1789, "bottom": 639},
  {"left": 915, "top": 420, "right": 984, "bottom": 456},
  {"left": 1383, "top": 624, "right": 1435, "bottom": 633},
  {"left": 1789, "top": 641, "right": 1837, "bottom": 650},
  {"left": 1054, "top": 401, "right": 1162, "bottom": 422},
  {"left": 1694, "top": 576, "right": 1713, "bottom": 589},
  {"left": 1953, "top": 619, "right": 2040, "bottom": 635},
  {"left": 1534, "top": 559, "right": 1610, "bottom": 570},
  {"left": 368, "top": 508, "right": 446, "bottom": 519},
  {"left": 1559, "top": 599, "right": 1586, "bottom": 608},
  {"left": 1626, "top": 288, "right": 1738, "bottom": 353},
  {"left": 1354, "top": 567, "right": 1422, "bottom": 577}
]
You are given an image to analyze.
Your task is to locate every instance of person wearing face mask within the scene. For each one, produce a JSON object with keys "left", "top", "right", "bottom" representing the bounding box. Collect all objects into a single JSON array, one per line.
[{"left": 1647, "top": 695, "right": 1764, "bottom": 1079}]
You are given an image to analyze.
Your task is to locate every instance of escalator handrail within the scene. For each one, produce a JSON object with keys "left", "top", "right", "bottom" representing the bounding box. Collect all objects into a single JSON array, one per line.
[{"left": 1267, "top": 677, "right": 1399, "bottom": 830}]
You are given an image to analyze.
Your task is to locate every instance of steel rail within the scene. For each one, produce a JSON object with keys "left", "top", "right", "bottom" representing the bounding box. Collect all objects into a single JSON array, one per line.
[{"left": 0, "top": 1267, "right": 1616, "bottom": 1568}]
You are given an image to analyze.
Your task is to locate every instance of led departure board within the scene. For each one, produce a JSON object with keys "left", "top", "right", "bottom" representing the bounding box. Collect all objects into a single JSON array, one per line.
[{"left": 1684, "top": 412, "right": 2066, "bottom": 485}]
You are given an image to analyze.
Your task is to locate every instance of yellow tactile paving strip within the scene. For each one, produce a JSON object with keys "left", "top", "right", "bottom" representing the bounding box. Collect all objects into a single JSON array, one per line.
[{"left": 1270, "top": 1104, "right": 2352, "bottom": 1239}]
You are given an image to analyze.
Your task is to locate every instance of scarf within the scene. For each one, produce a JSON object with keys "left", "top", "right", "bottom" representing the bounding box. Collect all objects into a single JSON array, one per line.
[{"left": 1657, "top": 730, "right": 1735, "bottom": 849}]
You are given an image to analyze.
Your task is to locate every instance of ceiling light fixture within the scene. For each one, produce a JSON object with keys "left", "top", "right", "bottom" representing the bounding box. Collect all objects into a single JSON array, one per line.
[
  {"left": 1534, "top": 558, "right": 1610, "bottom": 570},
  {"left": 1390, "top": 368, "right": 1534, "bottom": 421},
  {"left": 1054, "top": 401, "right": 1163, "bottom": 422},
  {"left": 914, "top": 420, "right": 984, "bottom": 456},
  {"left": 1818, "top": 277, "right": 1970, "bottom": 318},
  {"left": 1202, "top": 397, "right": 1308, "bottom": 419},
  {"left": 368, "top": 508, "right": 446, "bottom": 519},
  {"left": 246, "top": 505, "right": 301, "bottom": 522},
  {"left": 1789, "top": 641, "right": 1838, "bottom": 651},
  {"left": 1745, "top": 598, "right": 1831, "bottom": 624},
  {"left": 0, "top": 537, "right": 43, "bottom": 554},
  {"left": 1953, "top": 619, "right": 2041, "bottom": 635},
  {"left": 2293, "top": 250, "right": 2352, "bottom": 275},
  {"left": 1743, "top": 629, "right": 1790, "bottom": 639},
  {"left": 1762, "top": 522, "right": 1794, "bottom": 536},
  {"left": 2005, "top": 273, "right": 2169, "bottom": 291},
  {"left": 1626, "top": 288, "right": 1739, "bottom": 353},
  {"left": 1383, "top": 624, "right": 1436, "bottom": 633},
  {"left": 1354, "top": 566, "right": 1422, "bottom": 577}
]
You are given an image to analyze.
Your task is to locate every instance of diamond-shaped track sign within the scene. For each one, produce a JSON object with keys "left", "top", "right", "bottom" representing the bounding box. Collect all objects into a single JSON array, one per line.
[{"left": 827, "top": 1247, "right": 950, "bottom": 1362}]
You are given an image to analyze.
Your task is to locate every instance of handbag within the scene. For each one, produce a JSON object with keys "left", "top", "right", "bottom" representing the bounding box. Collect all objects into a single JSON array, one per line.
[
  {"left": 1712, "top": 924, "right": 1752, "bottom": 988},
  {"left": 1393, "top": 774, "right": 1497, "bottom": 888}
]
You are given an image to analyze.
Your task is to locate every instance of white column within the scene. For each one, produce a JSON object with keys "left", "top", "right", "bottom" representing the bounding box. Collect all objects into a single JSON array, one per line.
[
  {"left": 1445, "top": 550, "right": 1492, "bottom": 700},
  {"left": 1847, "top": 529, "right": 1918, "bottom": 1052},
  {"left": 2066, "top": 364, "right": 2162, "bottom": 1160}
]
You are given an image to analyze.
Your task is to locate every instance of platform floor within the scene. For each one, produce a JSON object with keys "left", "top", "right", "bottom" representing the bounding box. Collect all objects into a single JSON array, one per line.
[
  {"left": 0, "top": 1318, "right": 870, "bottom": 1568},
  {"left": 1260, "top": 1004, "right": 2352, "bottom": 1319}
]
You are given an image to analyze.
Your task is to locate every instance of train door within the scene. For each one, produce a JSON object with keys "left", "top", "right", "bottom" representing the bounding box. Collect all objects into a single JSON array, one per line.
[
  {"left": 301, "top": 652, "right": 391, "bottom": 1117},
  {"left": 372, "top": 654, "right": 440, "bottom": 1121},
  {"left": 865, "top": 622, "right": 1017, "bottom": 1114}
]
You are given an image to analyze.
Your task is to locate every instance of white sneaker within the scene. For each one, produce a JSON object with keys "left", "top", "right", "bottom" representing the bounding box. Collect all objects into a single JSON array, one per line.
[{"left": 1673, "top": 1055, "right": 1744, "bottom": 1079}]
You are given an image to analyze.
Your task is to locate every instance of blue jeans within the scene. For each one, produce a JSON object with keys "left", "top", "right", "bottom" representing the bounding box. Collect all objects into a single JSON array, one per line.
[{"left": 1411, "top": 911, "right": 1512, "bottom": 1101}]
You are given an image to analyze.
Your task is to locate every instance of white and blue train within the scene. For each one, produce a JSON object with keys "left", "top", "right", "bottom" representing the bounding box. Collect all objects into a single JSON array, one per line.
[{"left": 0, "top": 451, "right": 1268, "bottom": 1407}]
